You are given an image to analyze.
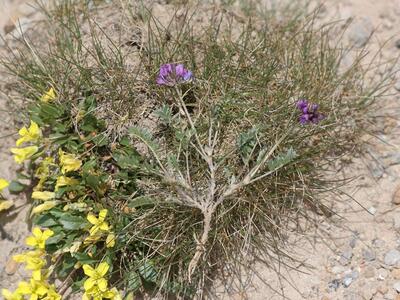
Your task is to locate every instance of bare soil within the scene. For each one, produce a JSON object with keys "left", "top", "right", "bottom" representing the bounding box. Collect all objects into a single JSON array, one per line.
[{"left": 1, "top": 1, "right": 400, "bottom": 299}]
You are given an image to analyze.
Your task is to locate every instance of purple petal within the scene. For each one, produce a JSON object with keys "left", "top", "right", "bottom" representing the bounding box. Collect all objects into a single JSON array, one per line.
[
  {"left": 175, "top": 64, "right": 185, "bottom": 77},
  {"left": 296, "top": 99, "right": 308, "bottom": 110}
]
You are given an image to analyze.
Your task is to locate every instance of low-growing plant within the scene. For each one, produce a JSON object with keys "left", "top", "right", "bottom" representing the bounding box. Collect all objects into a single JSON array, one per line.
[{"left": 0, "top": 0, "right": 389, "bottom": 299}]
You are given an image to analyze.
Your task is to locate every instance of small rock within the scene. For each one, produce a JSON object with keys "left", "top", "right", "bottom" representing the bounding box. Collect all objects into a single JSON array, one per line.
[
  {"left": 340, "top": 248, "right": 353, "bottom": 265},
  {"left": 5, "top": 257, "right": 18, "bottom": 275},
  {"left": 343, "top": 275, "right": 354, "bottom": 287},
  {"left": 364, "top": 266, "right": 375, "bottom": 278},
  {"left": 394, "top": 214, "right": 400, "bottom": 230},
  {"left": 378, "top": 284, "right": 389, "bottom": 294},
  {"left": 332, "top": 265, "right": 345, "bottom": 275},
  {"left": 392, "top": 186, "right": 400, "bottom": 205},
  {"left": 368, "top": 206, "right": 377, "bottom": 215},
  {"left": 396, "top": 39, "right": 400, "bottom": 49},
  {"left": 328, "top": 279, "right": 341, "bottom": 292},
  {"left": 373, "top": 239, "right": 386, "bottom": 248},
  {"left": 348, "top": 17, "right": 373, "bottom": 48},
  {"left": 362, "top": 249, "right": 376, "bottom": 262},
  {"left": 384, "top": 249, "right": 400, "bottom": 266},
  {"left": 378, "top": 268, "right": 389, "bottom": 281},
  {"left": 392, "top": 268, "right": 400, "bottom": 280},
  {"left": 393, "top": 281, "right": 400, "bottom": 293}
]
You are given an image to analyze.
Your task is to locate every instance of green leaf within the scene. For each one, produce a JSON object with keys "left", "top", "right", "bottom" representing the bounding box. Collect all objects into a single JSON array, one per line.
[
  {"left": 155, "top": 105, "right": 172, "bottom": 124},
  {"left": 8, "top": 180, "right": 26, "bottom": 193},
  {"left": 267, "top": 147, "right": 297, "bottom": 171},
  {"left": 126, "top": 271, "right": 141, "bottom": 292},
  {"left": 237, "top": 127, "right": 259, "bottom": 166},
  {"left": 46, "top": 232, "right": 66, "bottom": 245},
  {"left": 128, "top": 196, "right": 157, "bottom": 208},
  {"left": 138, "top": 260, "right": 157, "bottom": 282},
  {"left": 34, "top": 214, "right": 58, "bottom": 227},
  {"left": 129, "top": 127, "right": 162, "bottom": 159},
  {"left": 59, "top": 214, "right": 88, "bottom": 230},
  {"left": 73, "top": 252, "right": 98, "bottom": 264}
]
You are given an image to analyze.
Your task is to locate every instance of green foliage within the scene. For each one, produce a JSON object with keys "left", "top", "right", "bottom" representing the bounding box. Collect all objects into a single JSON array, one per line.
[{"left": 1, "top": 0, "right": 389, "bottom": 298}]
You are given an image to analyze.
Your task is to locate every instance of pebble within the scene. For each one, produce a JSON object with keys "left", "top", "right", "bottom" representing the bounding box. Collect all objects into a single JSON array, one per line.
[
  {"left": 373, "top": 239, "right": 386, "bottom": 248},
  {"left": 364, "top": 266, "right": 375, "bottom": 278},
  {"left": 348, "top": 17, "right": 373, "bottom": 48},
  {"left": 393, "top": 282, "right": 400, "bottom": 293},
  {"left": 4, "top": 257, "right": 18, "bottom": 275},
  {"left": 368, "top": 206, "right": 377, "bottom": 215},
  {"left": 392, "top": 186, "right": 400, "bottom": 205},
  {"left": 340, "top": 248, "right": 353, "bottom": 265},
  {"left": 396, "top": 39, "right": 400, "bottom": 49},
  {"left": 392, "top": 268, "right": 400, "bottom": 279},
  {"left": 343, "top": 271, "right": 358, "bottom": 288},
  {"left": 332, "top": 265, "right": 345, "bottom": 274},
  {"left": 378, "top": 268, "right": 389, "bottom": 281},
  {"left": 362, "top": 249, "right": 376, "bottom": 262},
  {"left": 378, "top": 284, "right": 389, "bottom": 294},
  {"left": 328, "top": 279, "right": 341, "bottom": 292},
  {"left": 394, "top": 214, "right": 400, "bottom": 230},
  {"left": 384, "top": 249, "right": 400, "bottom": 266}
]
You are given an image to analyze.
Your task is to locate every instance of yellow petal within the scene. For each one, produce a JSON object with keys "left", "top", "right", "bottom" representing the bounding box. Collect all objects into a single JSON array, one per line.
[
  {"left": 82, "top": 264, "right": 96, "bottom": 278},
  {"left": 12, "top": 254, "right": 26, "bottom": 263},
  {"left": 0, "top": 178, "right": 9, "bottom": 191},
  {"left": 32, "top": 227, "right": 43, "bottom": 238},
  {"left": 0, "top": 200, "right": 14, "bottom": 212},
  {"left": 83, "top": 278, "right": 96, "bottom": 291},
  {"left": 32, "top": 191, "right": 56, "bottom": 201},
  {"left": 10, "top": 146, "right": 38, "bottom": 164},
  {"left": 16, "top": 281, "right": 31, "bottom": 294},
  {"left": 97, "top": 278, "right": 108, "bottom": 292},
  {"left": 99, "top": 222, "right": 109, "bottom": 231},
  {"left": 87, "top": 213, "right": 98, "bottom": 225},
  {"left": 98, "top": 209, "right": 108, "bottom": 221},
  {"left": 106, "top": 233, "right": 115, "bottom": 248},
  {"left": 31, "top": 201, "right": 58, "bottom": 216},
  {"left": 42, "top": 229, "right": 54, "bottom": 240},
  {"left": 41, "top": 88, "right": 56, "bottom": 103},
  {"left": 96, "top": 262, "right": 109, "bottom": 277},
  {"left": 25, "top": 236, "right": 38, "bottom": 247},
  {"left": 32, "top": 269, "right": 42, "bottom": 281}
]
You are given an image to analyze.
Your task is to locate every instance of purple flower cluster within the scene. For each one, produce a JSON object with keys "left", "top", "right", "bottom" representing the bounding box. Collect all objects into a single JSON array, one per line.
[
  {"left": 156, "top": 63, "right": 193, "bottom": 86},
  {"left": 296, "top": 99, "right": 325, "bottom": 125}
]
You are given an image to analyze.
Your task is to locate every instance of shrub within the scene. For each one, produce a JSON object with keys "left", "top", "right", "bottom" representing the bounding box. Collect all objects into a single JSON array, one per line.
[{"left": 0, "top": 0, "right": 388, "bottom": 299}]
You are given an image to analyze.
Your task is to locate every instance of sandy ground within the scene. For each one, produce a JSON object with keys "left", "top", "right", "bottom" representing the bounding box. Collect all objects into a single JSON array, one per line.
[{"left": 1, "top": 0, "right": 400, "bottom": 299}]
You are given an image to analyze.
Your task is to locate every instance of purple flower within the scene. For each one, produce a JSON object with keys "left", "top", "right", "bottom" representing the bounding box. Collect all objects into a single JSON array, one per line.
[
  {"left": 296, "top": 99, "right": 325, "bottom": 125},
  {"left": 156, "top": 63, "right": 193, "bottom": 86}
]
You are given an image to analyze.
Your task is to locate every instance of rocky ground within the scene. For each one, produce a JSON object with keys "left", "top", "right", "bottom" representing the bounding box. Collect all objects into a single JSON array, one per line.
[{"left": 2, "top": 0, "right": 400, "bottom": 299}]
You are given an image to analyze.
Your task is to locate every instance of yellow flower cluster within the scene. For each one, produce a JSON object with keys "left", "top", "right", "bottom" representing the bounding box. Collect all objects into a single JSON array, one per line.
[
  {"left": 11, "top": 120, "right": 41, "bottom": 164},
  {"left": 2, "top": 227, "right": 61, "bottom": 300},
  {"left": 85, "top": 209, "right": 116, "bottom": 248},
  {"left": 82, "top": 262, "right": 121, "bottom": 300},
  {"left": 0, "top": 178, "right": 13, "bottom": 212}
]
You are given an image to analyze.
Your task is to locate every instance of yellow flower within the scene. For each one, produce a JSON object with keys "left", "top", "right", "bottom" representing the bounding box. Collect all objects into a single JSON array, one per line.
[
  {"left": 82, "top": 262, "right": 109, "bottom": 292},
  {"left": 13, "top": 250, "right": 46, "bottom": 280},
  {"left": 16, "top": 279, "right": 48, "bottom": 299},
  {"left": 0, "top": 200, "right": 14, "bottom": 212},
  {"left": 55, "top": 176, "right": 79, "bottom": 191},
  {"left": 34, "top": 157, "right": 54, "bottom": 191},
  {"left": 41, "top": 87, "right": 56, "bottom": 103},
  {"left": 106, "top": 233, "right": 116, "bottom": 248},
  {"left": 0, "top": 178, "right": 9, "bottom": 191},
  {"left": 1, "top": 289, "right": 23, "bottom": 300},
  {"left": 83, "top": 286, "right": 121, "bottom": 300},
  {"left": 87, "top": 209, "right": 109, "bottom": 236},
  {"left": 10, "top": 146, "right": 38, "bottom": 164},
  {"left": 32, "top": 191, "right": 56, "bottom": 201},
  {"left": 26, "top": 227, "right": 54, "bottom": 250},
  {"left": 16, "top": 120, "right": 42, "bottom": 146},
  {"left": 31, "top": 201, "right": 58, "bottom": 215},
  {"left": 58, "top": 149, "right": 82, "bottom": 173},
  {"left": 42, "top": 287, "right": 61, "bottom": 300}
]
